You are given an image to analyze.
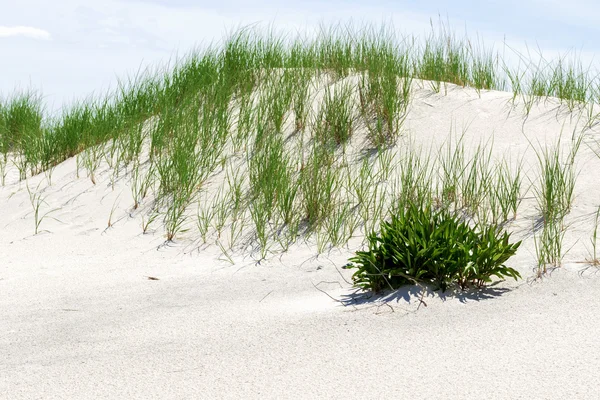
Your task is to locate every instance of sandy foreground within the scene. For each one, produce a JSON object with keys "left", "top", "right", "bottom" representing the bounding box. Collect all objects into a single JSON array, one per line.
[{"left": 2, "top": 82, "right": 600, "bottom": 399}]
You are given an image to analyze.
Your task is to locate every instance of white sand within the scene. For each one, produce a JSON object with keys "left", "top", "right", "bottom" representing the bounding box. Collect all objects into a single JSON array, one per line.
[{"left": 2, "top": 81, "right": 600, "bottom": 399}]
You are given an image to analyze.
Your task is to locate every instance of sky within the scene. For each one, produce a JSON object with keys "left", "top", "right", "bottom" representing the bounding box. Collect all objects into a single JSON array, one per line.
[{"left": 2, "top": 0, "right": 600, "bottom": 112}]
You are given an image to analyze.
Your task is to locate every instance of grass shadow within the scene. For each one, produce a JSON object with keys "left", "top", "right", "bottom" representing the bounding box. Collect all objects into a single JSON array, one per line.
[{"left": 338, "top": 280, "right": 513, "bottom": 310}]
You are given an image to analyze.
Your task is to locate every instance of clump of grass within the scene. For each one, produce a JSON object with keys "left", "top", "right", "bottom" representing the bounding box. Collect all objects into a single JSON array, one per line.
[
  {"left": 141, "top": 208, "right": 159, "bottom": 235},
  {"left": 504, "top": 62, "right": 526, "bottom": 106},
  {"left": 314, "top": 22, "right": 355, "bottom": 80},
  {"left": 359, "top": 50, "right": 412, "bottom": 147},
  {"left": 437, "top": 134, "right": 465, "bottom": 208},
  {"left": 488, "top": 158, "right": 523, "bottom": 224},
  {"left": 80, "top": 144, "right": 104, "bottom": 185},
  {"left": 315, "top": 82, "right": 355, "bottom": 146},
  {"left": 418, "top": 31, "right": 465, "bottom": 93},
  {"left": 512, "top": 50, "right": 595, "bottom": 117},
  {"left": 2, "top": 91, "right": 44, "bottom": 180},
  {"left": 551, "top": 56, "right": 592, "bottom": 111},
  {"left": 436, "top": 131, "right": 514, "bottom": 226},
  {"left": 26, "top": 183, "right": 59, "bottom": 235},
  {"left": 459, "top": 142, "right": 493, "bottom": 217},
  {"left": 349, "top": 157, "right": 377, "bottom": 213},
  {"left": 396, "top": 144, "right": 434, "bottom": 208},
  {"left": 106, "top": 196, "right": 121, "bottom": 230},
  {"left": 260, "top": 70, "right": 294, "bottom": 135},
  {"left": 532, "top": 136, "right": 581, "bottom": 275},
  {"left": 533, "top": 218, "right": 567, "bottom": 277},
  {"left": 470, "top": 38, "right": 503, "bottom": 94},
  {"left": 247, "top": 112, "right": 301, "bottom": 256},
  {"left": 533, "top": 136, "right": 581, "bottom": 222},
  {"left": 233, "top": 91, "right": 256, "bottom": 152},
  {"left": 418, "top": 22, "right": 489, "bottom": 93},
  {"left": 291, "top": 68, "right": 314, "bottom": 132},
  {"left": 299, "top": 143, "right": 340, "bottom": 232},
  {"left": 196, "top": 195, "right": 214, "bottom": 244},
  {"left": 435, "top": 128, "right": 493, "bottom": 212},
  {"left": 324, "top": 197, "right": 359, "bottom": 248},
  {"left": 155, "top": 98, "right": 213, "bottom": 242},
  {"left": 131, "top": 161, "right": 155, "bottom": 210}
]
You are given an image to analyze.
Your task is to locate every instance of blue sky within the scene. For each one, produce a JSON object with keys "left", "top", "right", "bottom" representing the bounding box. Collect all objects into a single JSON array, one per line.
[{"left": 2, "top": 0, "right": 600, "bottom": 111}]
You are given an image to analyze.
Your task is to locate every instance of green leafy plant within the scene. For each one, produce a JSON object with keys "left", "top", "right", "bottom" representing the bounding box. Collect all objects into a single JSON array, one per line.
[{"left": 348, "top": 202, "right": 521, "bottom": 292}]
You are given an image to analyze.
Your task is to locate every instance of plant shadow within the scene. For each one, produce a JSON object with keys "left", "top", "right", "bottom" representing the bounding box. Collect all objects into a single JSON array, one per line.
[{"left": 339, "top": 280, "right": 512, "bottom": 309}]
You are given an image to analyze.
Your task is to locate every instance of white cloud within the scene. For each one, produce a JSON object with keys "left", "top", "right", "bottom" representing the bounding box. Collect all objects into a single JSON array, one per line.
[{"left": 0, "top": 26, "right": 51, "bottom": 40}]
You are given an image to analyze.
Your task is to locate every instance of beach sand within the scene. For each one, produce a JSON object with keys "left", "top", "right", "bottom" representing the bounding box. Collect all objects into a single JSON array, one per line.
[{"left": 2, "top": 80, "right": 600, "bottom": 399}]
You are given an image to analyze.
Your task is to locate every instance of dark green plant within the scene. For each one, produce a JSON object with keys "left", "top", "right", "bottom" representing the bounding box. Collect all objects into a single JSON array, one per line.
[{"left": 348, "top": 202, "right": 521, "bottom": 292}]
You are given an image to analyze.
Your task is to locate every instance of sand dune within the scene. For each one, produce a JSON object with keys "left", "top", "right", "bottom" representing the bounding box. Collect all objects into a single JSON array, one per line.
[{"left": 2, "top": 80, "right": 600, "bottom": 399}]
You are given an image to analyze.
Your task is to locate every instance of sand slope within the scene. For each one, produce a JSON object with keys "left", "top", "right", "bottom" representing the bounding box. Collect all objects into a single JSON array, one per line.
[{"left": 2, "top": 81, "right": 600, "bottom": 399}]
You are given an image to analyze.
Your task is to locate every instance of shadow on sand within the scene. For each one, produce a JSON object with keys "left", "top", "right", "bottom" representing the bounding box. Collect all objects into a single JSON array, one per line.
[{"left": 336, "top": 280, "right": 513, "bottom": 312}]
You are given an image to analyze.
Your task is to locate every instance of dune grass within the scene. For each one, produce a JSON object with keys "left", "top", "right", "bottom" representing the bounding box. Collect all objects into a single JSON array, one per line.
[
  {"left": 0, "top": 22, "right": 597, "bottom": 265},
  {"left": 531, "top": 135, "right": 582, "bottom": 275}
]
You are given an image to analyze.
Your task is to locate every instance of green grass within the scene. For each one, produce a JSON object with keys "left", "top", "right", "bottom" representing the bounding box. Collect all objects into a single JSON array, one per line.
[
  {"left": 417, "top": 21, "right": 502, "bottom": 95},
  {"left": 315, "top": 81, "right": 355, "bottom": 147},
  {"left": 506, "top": 48, "right": 597, "bottom": 116},
  {"left": 489, "top": 158, "right": 523, "bottom": 224},
  {"left": 532, "top": 135, "right": 581, "bottom": 223},
  {"left": 531, "top": 135, "right": 581, "bottom": 275},
  {"left": 0, "top": 91, "right": 44, "bottom": 180},
  {"left": 26, "top": 182, "right": 59, "bottom": 235},
  {"left": 358, "top": 33, "right": 413, "bottom": 147},
  {"left": 0, "top": 21, "right": 596, "bottom": 266}
]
